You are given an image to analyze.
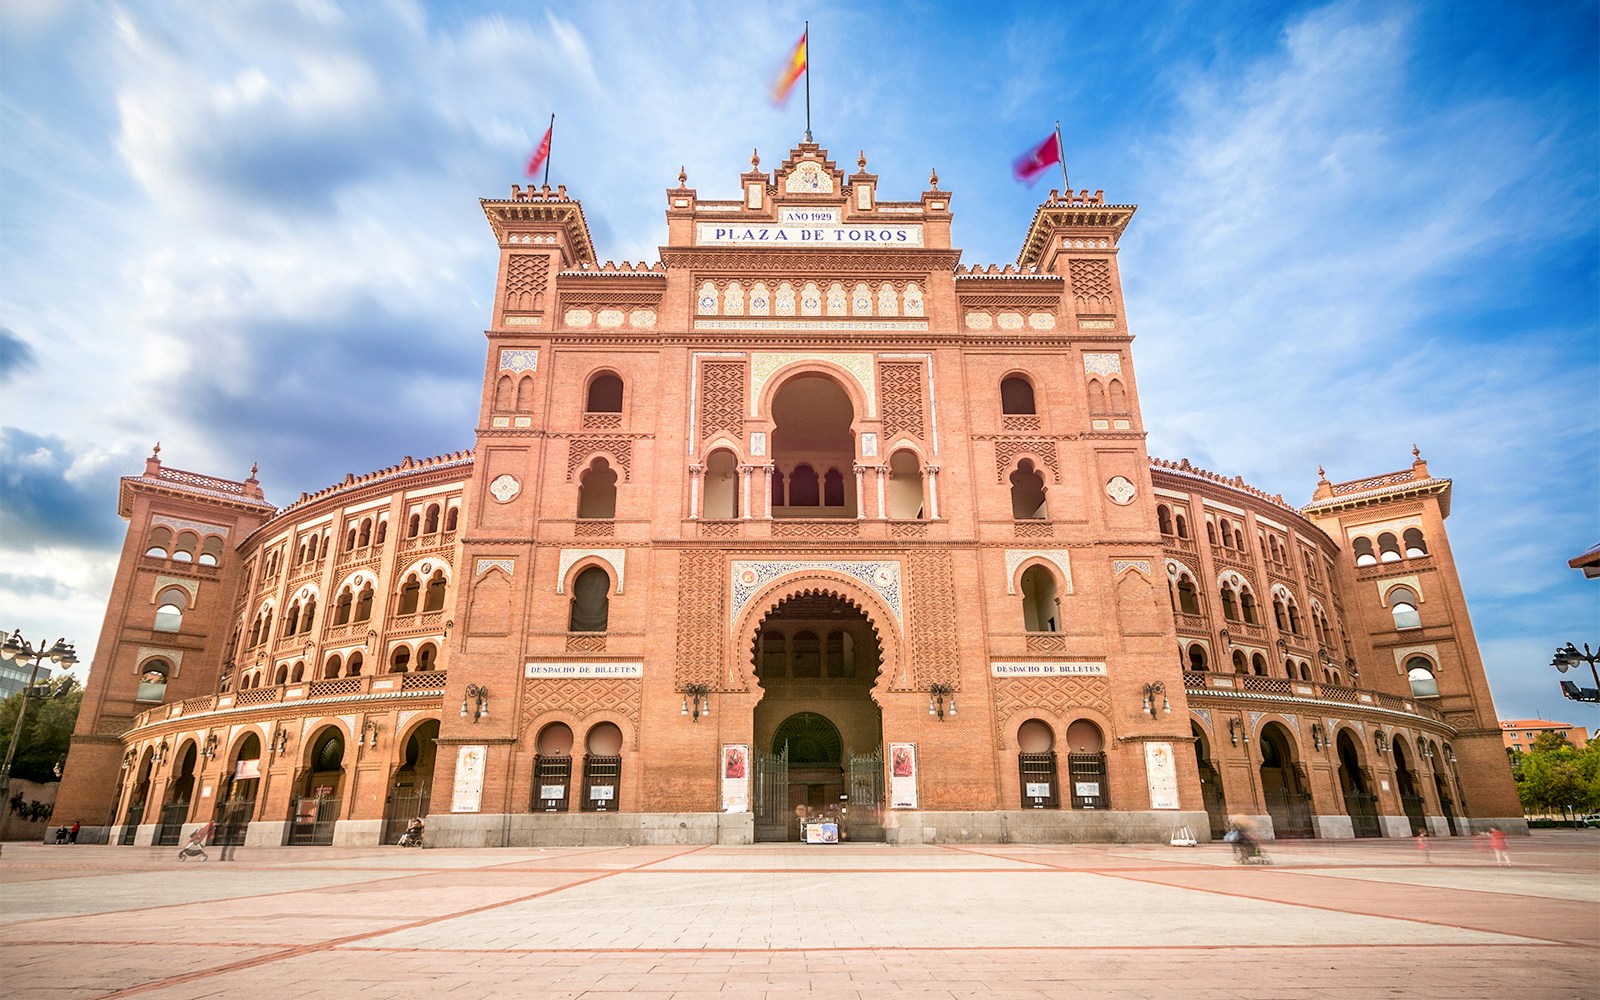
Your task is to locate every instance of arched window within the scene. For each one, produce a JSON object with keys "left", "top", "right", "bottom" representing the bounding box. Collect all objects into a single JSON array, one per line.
[
  {"left": 568, "top": 566, "right": 611, "bottom": 632},
  {"left": 1232, "top": 650, "right": 1248, "bottom": 675},
  {"left": 1287, "top": 602, "right": 1302, "bottom": 635},
  {"left": 825, "top": 632, "right": 848, "bottom": 677},
  {"left": 199, "top": 537, "right": 223, "bottom": 566},
  {"left": 1187, "top": 644, "right": 1208, "bottom": 671},
  {"left": 495, "top": 373, "right": 514, "bottom": 410},
  {"left": 345, "top": 651, "right": 364, "bottom": 677},
  {"left": 145, "top": 526, "right": 172, "bottom": 558},
  {"left": 704, "top": 449, "right": 739, "bottom": 519},
  {"left": 887, "top": 451, "right": 922, "bottom": 519},
  {"left": 515, "top": 375, "right": 535, "bottom": 411},
  {"left": 761, "top": 632, "right": 786, "bottom": 678},
  {"left": 416, "top": 642, "right": 438, "bottom": 672},
  {"left": 375, "top": 519, "right": 387, "bottom": 545},
  {"left": 788, "top": 464, "right": 820, "bottom": 507},
  {"left": 1406, "top": 657, "right": 1439, "bottom": 698},
  {"left": 300, "top": 596, "right": 316, "bottom": 633},
  {"left": 284, "top": 602, "right": 302, "bottom": 635},
  {"left": 1020, "top": 565, "right": 1060, "bottom": 632},
  {"left": 1219, "top": 519, "right": 1234, "bottom": 549},
  {"left": 423, "top": 571, "right": 448, "bottom": 612},
  {"left": 323, "top": 654, "right": 342, "bottom": 679},
  {"left": 586, "top": 373, "right": 624, "bottom": 413},
  {"left": 358, "top": 518, "right": 372, "bottom": 548},
  {"left": 1234, "top": 527, "right": 1245, "bottom": 550},
  {"left": 424, "top": 504, "right": 440, "bottom": 534},
  {"left": 1387, "top": 586, "right": 1421, "bottom": 629},
  {"left": 291, "top": 661, "right": 306, "bottom": 682},
  {"left": 273, "top": 663, "right": 289, "bottom": 685},
  {"left": 173, "top": 531, "right": 198, "bottom": 562},
  {"left": 1353, "top": 537, "right": 1376, "bottom": 566},
  {"left": 1250, "top": 652, "right": 1267, "bottom": 676},
  {"left": 1220, "top": 584, "right": 1239, "bottom": 622},
  {"left": 1206, "top": 520, "right": 1218, "bottom": 545},
  {"left": 1378, "top": 532, "right": 1402, "bottom": 563},
  {"left": 390, "top": 646, "right": 411, "bottom": 673},
  {"left": 1010, "top": 459, "right": 1047, "bottom": 519},
  {"left": 1087, "top": 378, "right": 1109, "bottom": 416},
  {"left": 823, "top": 467, "right": 846, "bottom": 507},
  {"left": 154, "top": 589, "right": 188, "bottom": 632},
  {"left": 1273, "top": 598, "right": 1289, "bottom": 631},
  {"left": 1240, "top": 588, "right": 1259, "bottom": 626},
  {"left": 1175, "top": 512, "right": 1189, "bottom": 539},
  {"left": 445, "top": 507, "right": 459, "bottom": 532},
  {"left": 1157, "top": 505, "right": 1174, "bottom": 535},
  {"left": 354, "top": 583, "right": 374, "bottom": 622},
  {"left": 770, "top": 468, "right": 786, "bottom": 510},
  {"left": 1000, "top": 376, "right": 1036, "bottom": 415},
  {"left": 1108, "top": 379, "right": 1128, "bottom": 414},
  {"left": 397, "top": 575, "right": 421, "bottom": 615},
  {"left": 1403, "top": 528, "right": 1428, "bottom": 557},
  {"left": 408, "top": 514, "right": 421, "bottom": 538},
  {"left": 578, "top": 458, "right": 618, "bottom": 519},
  {"left": 333, "top": 588, "right": 353, "bottom": 626},
  {"left": 1176, "top": 575, "right": 1200, "bottom": 615},
  {"left": 136, "top": 660, "right": 170, "bottom": 702}
]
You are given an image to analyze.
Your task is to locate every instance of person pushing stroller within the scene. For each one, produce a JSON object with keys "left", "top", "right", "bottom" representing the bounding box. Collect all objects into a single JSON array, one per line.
[
  {"left": 177, "top": 822, "right": 215, "bottom": 861},
  {"left": 1224, "top": 817, "right": 1269, "bottom": 864}
]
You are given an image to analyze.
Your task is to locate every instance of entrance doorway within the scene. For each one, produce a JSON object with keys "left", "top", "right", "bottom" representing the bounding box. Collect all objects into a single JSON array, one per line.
[
  {"left": 750, "top": 591, "right": 884, "bottom": 841},
  {"left": 385, "top": 719, "right": 438, "bottom": 843}
]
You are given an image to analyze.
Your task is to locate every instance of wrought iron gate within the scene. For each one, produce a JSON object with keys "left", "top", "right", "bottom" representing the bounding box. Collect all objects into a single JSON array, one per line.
[
  {"left": 753, "top": 745, "right": 789, "bottom": 842},
  {"left": 1400, "top": 792, "right": 1427, "bottom": 836},
  {"left": 385, "top": 787, "right": 431, "bottom": 845},
  {"left": 1265, "top": 790, "right": 1315, "bottom": 838},
  {"left": 1198, "top": 766, "right": 1228, "bottom": 839},
  {"left": 155, "top": 801, "right": 191, "bottom": 846},
  {"left": 847, "top": 746, "right": 885, "bottom": 841},
  {"left": 1344, "top": 791, "right": 1381, "bottom": 838},
  {"left": 119, "top": 798, "right": 145, "bottom": 845},
  {"left": 287, "top": 795, "right": 341, "bottom": 846}
]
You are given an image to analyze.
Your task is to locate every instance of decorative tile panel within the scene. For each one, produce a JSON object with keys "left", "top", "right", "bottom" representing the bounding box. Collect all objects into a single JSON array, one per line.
[
  {"left": 1004, "top": 550, "right": 1073, "bottom": 594},
  {"left": 1083, "top": 353, "right": 1122, "bottom": 376},
  {"left": 499, "top": 350, "right": 538, "bottom": 373},
  {"left": 750, "top": 353, "right": 876, "bottom": 417},
  {"left": 475, "top": 558, "right": 514, "bottom": 577},
  {"left": 1112, "top": 559, "right": 1150, "bottom": 576},
  {"left": 730, "top": 559, "right": 902, "bottom": 626},
  {"left": 558, "top": 548, "right": 626, "bottom": 594}
]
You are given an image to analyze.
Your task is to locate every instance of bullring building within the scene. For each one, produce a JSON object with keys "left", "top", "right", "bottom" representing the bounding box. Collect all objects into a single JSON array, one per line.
[{"left": 53, "top": 142, "right": 1523, "bottom": 847}]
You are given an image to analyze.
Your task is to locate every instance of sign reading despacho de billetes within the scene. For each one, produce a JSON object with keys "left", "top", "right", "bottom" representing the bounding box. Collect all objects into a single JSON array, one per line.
[
  {"left": 525, "top": 662, "right": 643, "bottom": 678},
  {"left": 695, "top": 210, "right": 924, "bottom": 248},
  {"left": 990, "top": 661, "right": 1108, "bottom": 677}
]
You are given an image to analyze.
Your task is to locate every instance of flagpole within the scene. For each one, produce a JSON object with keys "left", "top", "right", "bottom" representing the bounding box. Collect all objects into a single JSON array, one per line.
[
  {"left": 803, "top": 21, "right": 812, "bottom": 143},
  {"left": 1055, "top": 121, "right": 1070, "bottom": 196},
  {"left": 544, "top": 113, "right": 555, "bottom": 187}
]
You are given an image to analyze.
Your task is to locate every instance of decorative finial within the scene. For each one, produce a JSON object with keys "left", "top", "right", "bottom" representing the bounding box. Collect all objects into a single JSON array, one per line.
[
  {"left": 858, "top": 150, "right": 867, "bottom": 170},
  {"left": 151, "top": 441, "right": 161, "bottom": 458},
  {"left": 751, "top": 148, "right": 760, "bottom": 170},
  {"left": 249, "top": 462, "right": 259, "bottom": 479},
  {"left": 1412, "top": 443, "right": 1421, "bottom": 459},
  {"left": 677, "top": 165, "right": 687, "bottom": 186},
  {"left": 929, "top": 167, "right": 939, "bottom": 189},
  {"left": 1317, "top": 465, "right": 1327, "bottom": 479}
]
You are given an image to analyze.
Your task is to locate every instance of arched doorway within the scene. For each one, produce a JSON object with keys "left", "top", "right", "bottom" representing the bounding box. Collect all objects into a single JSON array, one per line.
[
  {"left": 1064, "top": 720, "right": 1109, "bottom": 810},
  {"left": 120, "top": 748, "right": 156, "bottom": 845},
  {"left": 385, "top": 719, "right": 439, "bottom": 843},
  {"left": 769, "top": 374, "right": 858, "bottom": 518},
  {"left": 156, "top": 742, "right": 199, "bottom": 845},
  {"left": 1429, "top": 741, "right": 1457, "bottom": 835},
  {"left": 215, "top": 732, "right": 261, "bottom": 847},
  {"left": 1258, "top": 722, "right": 1314, "bottom": 838},
  {"left": 750, "top": 590, "right": 883, "bottom": 841},
  {"left": 1017, "top": 719, "right": 1060, "bottom": 809},
  {"left": 532, "top": 722, "right": 575, "bottom": 812},
  {"left": 288, "top": 727, "right": 345, "bottom": 846},
  {"left": 1192, "top": 722, "right": 1228, "bottom": 838},
  {"left": 1337, "top": 729, "right": 1380, "bottom": 837},
  {"left": 1393, "top": 738, "right": 1426, "bottom": 835}
]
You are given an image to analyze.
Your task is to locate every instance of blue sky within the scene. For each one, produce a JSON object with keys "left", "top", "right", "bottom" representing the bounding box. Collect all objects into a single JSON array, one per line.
[{"left": 2, "top": 0, "right": 1595, "bottom": 726}]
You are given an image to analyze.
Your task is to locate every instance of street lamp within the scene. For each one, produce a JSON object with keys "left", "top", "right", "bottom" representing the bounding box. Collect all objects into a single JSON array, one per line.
[
  {"left": 1551, "top": 642, "right": 1600, "bottom": 703},
  {"left": 0, "top": 630, "right": 79, "bottom": 822},
  {"left": 1140, "top": 681, "right": 1171, "bottom": 719}
]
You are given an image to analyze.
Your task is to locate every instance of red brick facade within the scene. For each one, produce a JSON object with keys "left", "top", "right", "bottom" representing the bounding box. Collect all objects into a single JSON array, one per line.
[{"left": 52, "top": 145, "right": 1522, "bottom": 846}]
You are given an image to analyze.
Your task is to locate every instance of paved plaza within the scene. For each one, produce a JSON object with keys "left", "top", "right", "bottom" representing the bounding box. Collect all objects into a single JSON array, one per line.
[{"left": 1, "top": 832, "right": 1595, "bottom": 999}]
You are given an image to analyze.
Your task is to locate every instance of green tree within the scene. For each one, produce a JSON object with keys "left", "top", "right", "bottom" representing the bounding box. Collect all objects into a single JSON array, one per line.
[
  {"left": 0, "top": 678, "right": 82, "bottom": 784},
  {"left": 1512, "top": 738, "right": 1600, "bottom": 816}
]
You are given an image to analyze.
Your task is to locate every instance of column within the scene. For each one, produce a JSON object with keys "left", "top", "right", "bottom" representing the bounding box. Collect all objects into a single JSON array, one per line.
[
  {"left": 739, "top": 465, "right": 754, "bottom": 521},
  {"left": 875, "top": 465, "right": 887, "bottom": 519},
  {"left": 925, "top": 464, "right": 941, "bottom": 520},
  {"left": 688, "top": 464, "right": 703, "bottom": 520},
  {"left": 762, "top": 465, "right": 775, "bottom": 519},
  {"left": 853, "top": 465, "right": 867, "bottom": 519}
]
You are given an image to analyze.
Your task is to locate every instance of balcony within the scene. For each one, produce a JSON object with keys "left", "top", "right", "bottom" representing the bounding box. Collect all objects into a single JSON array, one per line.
[
  {"left": 127, "top": 670, "right": 449, "bottom": 733},
  {"left": 1182, "top": 671, "right": 1445, "bottom": 724}
]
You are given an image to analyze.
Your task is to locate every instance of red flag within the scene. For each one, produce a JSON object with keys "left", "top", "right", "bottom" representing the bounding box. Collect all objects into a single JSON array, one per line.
[
  {"left": 772, "top": 30, "right": 807, "bottom": 106},
  {"left": 1012, "top": 133, "right": 1061, "bottom": 183},
  {"left": 525, "top": 125, "right": 552, "bottom": 178}
]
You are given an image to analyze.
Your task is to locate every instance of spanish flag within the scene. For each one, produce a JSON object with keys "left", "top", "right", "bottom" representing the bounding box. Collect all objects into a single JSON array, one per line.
[{"left": 772, "top": 29, "right": 807, "bottom": 106}]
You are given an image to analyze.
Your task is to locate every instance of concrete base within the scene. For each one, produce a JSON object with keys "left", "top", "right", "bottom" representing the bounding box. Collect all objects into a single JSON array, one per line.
[
  {"left": 1379, "top": 815, "right": 1413, "bottom": 838},
  {"left": 131, "top": 823, "right": 159, "bottom": 847},
  {"left": 1314, "top": 815, "right": 1355, "bottom": 839},
  {"left": 333, "top": 819, "right": 386, "bottom": 847},
  {"left": 1424, "top": 815, "right": 1452, "bottom": 837},
  {"left": 1458, "top": 817, "right": 1531, "bottom": 837},
  {"left": 883, "top": 810, "right": 1214, "bottom": 845},
  {"left": 245, "top": 820, "right": 289, "bottom": 848},
  {"left": 428, "top": 811, "right": 756, "bottom": 848}
]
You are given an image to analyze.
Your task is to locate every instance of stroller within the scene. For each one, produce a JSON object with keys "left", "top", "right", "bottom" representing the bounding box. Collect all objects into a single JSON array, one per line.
[
  {"left": 1225, "top": 822, "right": 1270, "bottom": 865},
  {"left": 177, "top": 822, "right": 214, "bottom": 862},
  {"left": 397, "top": 818, "right": 425, "bottom": 848}
]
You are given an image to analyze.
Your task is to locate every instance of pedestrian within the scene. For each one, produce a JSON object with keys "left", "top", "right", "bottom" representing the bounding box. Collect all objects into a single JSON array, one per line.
[
  {"left": 54, "top": 826, "right": 68, "bottom": 845},
  {"left": 68, "top": 820, "right": 81, "bottom": 844},
  {"left": 1489, "top": 826, "right": 1510, "bottom": 866},
  {"left": 1415, "top": 827, "right": 1431, "bottom": 863}
]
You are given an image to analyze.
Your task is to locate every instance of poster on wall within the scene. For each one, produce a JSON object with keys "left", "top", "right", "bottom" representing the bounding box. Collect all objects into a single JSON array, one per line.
[
  {"left": 451, "top": 744, "right": 487, "bottom": 813},
  {"left": 889, "top": 742, "right": 918, "bottom": 809},
  {"left": 721, "top": 744, "right": 750, "bottom": 813},
  {"left": 1144, "top": 741, "right": 1180, "bottom": 810}
]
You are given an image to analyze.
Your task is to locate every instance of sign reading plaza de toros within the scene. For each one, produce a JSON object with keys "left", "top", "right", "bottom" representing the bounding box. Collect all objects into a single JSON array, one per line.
[{"left": 696, "top": 207, "right": 924, "bottom": 247}]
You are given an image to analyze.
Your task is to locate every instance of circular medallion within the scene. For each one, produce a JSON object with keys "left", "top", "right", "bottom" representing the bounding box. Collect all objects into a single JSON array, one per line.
[
  {"left": 489, "top": 474, "right": 521, "bottom": 504},
  {"left": 1105, "top": 476, "right": 1137, "bottom": 506}
]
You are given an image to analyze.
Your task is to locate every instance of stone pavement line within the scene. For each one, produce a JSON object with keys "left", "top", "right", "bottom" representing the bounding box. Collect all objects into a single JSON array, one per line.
[
  {"left": 1097, "top": 868, "right": 1575, "bottom": 947},
  {"left": 88, "top": 844, "right": 711, "bottom": 1000}
]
